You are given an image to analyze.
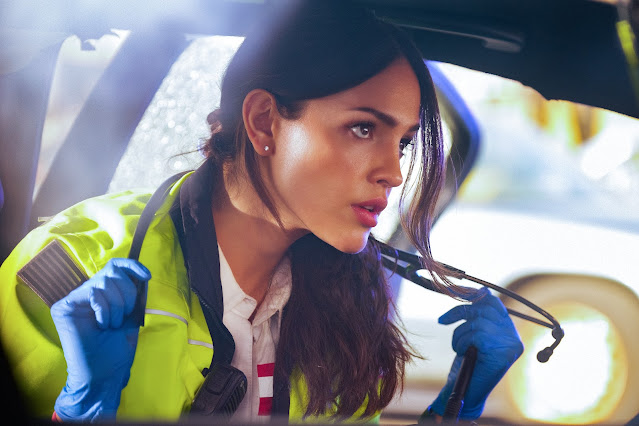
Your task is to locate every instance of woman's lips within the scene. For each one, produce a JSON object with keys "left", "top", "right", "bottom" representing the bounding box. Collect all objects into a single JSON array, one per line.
[
  {"left": 351, "top": 199, "right": 387, "bottom": 228},
  {"left": 352, "top": 205, "right": 379, "bottom": 227}
]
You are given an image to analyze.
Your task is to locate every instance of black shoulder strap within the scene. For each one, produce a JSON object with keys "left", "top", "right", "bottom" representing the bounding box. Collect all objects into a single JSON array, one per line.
[
  {"left": 168, "top": 168, "right": 236, "bottom": 366},
  {"left": 130, "top": 167, "right": 236, "bottom": 367},
  {"left": 131, "top": 168, "right": 290, "bottom": 418},
  {"left": 123, "top": 171, "right": 188, "bottom": 326},
  {"left": 128, "top": 172, "right": 188, "bottom": 261}
]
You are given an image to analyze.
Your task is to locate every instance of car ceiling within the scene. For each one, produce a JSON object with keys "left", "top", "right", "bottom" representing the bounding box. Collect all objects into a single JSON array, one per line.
[
  {"left": 3, "top": 0, "right": 638, "bottom": 118},
  {"left": 369, "top": 0, "right": 639, "bottom": 118}
]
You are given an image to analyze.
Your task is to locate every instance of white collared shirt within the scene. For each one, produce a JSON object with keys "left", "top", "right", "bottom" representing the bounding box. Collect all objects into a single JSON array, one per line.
[{"left": 218, "top": 245, "right": 292, "bottom": 422}]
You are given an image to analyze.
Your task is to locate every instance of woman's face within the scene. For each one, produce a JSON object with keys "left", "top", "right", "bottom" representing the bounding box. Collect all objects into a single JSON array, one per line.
[{"left": 268, "top": 57, "right": 422, "bottom": 253}]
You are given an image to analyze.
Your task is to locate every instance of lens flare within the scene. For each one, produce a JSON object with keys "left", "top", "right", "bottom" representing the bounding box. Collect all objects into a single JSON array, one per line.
[{"left": 508, "top": 302, "right": 627, "bottom": 424}]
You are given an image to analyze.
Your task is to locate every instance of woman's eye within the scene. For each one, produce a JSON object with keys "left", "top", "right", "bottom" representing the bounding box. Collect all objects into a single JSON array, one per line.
[
  {"left": 399, "top": 138, "right": 415, "bottom": 154},
  {"left": 350, "top": 123, "right": 374, "bottom": 139}
]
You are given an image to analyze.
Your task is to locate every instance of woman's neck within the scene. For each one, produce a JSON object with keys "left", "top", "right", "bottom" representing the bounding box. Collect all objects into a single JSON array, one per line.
[{"left": 212, "top": 167, "right": 306, "bottom": 305}]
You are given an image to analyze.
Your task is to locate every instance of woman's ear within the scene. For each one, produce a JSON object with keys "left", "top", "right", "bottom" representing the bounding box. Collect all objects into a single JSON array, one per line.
[{"left": 242, "top": 89, "right": 278, "bottom": 156}]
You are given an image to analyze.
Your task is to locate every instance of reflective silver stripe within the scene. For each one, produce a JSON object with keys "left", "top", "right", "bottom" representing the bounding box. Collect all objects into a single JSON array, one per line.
[
  {"left": 144, "top": 309, "right": 212, "bottom": 349},
  {"left": 188, "top": 339, "right": 214, "bottom": 349},
  {"left": 145, "top": 308, "right": 188, "bottom": 325}
]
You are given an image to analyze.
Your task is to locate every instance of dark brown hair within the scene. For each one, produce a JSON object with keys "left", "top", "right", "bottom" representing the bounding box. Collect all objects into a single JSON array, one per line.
[{"left": 203, "top": 1, "right": 453, "bottom": 419}]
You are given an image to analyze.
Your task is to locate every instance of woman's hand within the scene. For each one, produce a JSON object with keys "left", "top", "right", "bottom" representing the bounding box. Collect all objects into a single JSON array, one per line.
[
  {"left": 50, "top": 258, "right": 151, "bottom": 422},
  {"left": 430, "top": 287, "right": 524, "bottom": 420}
]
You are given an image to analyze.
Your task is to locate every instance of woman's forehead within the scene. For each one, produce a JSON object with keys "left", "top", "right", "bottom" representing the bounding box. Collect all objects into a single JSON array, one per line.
[{"left": 310, "top": 58, "right": 421, "bottom": 127}]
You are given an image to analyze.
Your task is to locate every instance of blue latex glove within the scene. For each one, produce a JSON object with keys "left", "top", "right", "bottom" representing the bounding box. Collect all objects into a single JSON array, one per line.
[
  {"left": 50, "top": 258, "right": 151, "bottom": 422},
  {"left": 430, "top": 287, "right": 523, "bottom": 420}
]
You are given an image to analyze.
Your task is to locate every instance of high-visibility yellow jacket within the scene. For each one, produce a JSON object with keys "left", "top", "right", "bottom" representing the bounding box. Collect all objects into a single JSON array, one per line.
[{"left": 0, "top": 169, "right": 379, "bottom": 423}]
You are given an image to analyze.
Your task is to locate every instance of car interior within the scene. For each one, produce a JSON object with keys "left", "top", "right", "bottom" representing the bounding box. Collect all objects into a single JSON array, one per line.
[{"left": 2, "top": 0, "right": 638, "bottom": 424}]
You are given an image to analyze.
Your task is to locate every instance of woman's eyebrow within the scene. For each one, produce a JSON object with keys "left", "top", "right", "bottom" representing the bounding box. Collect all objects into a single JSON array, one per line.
[{"left": 352, "top": 107, "right": 420, "bottom": 132}]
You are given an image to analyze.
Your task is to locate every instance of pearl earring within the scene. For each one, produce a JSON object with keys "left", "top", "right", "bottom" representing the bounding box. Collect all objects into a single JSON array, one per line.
[{"left": 264, "top": 146, "right": 270, "bottom": 152}]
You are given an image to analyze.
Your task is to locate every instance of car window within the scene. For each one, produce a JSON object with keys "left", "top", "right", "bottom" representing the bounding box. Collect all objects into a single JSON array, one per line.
[
  {"left": 394, "top": 63, "right": 639, "bottom": 424},
  {"left": 36, "top": 34, "right": 243, "bottom": 197},
  {"left": 108, "top": 36, "right": 243, "bottom": 193}
]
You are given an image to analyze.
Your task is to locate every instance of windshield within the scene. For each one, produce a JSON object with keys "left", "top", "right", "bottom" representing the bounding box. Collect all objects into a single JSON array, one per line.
[{"left": 438, "top": 62, "right": 639, "bottom": 232}]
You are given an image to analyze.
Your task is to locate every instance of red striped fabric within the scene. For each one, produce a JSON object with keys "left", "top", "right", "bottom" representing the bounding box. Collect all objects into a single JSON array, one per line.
[
  {"left": 257, "top": 362, "right": 275, "bottom": 377},
  {"left": 257, "top": 362, "right": 275, "bottom": 416},
  {"left": 258, "top": 397, "right": 273, "bottom": 415}
]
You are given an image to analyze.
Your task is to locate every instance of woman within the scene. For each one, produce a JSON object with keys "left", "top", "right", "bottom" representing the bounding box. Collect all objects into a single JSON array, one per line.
[{"left": 0, "top": 1, "right": 522, "bottom": 423}]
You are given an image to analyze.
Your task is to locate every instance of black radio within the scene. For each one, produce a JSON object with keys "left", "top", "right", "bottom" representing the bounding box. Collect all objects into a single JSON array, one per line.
[{"left": 191, "top": 363, "right": 248, "bottom": 419}]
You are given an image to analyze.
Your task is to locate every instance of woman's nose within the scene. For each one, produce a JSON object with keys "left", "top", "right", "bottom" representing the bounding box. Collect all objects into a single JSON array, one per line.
[{"left": 373, "top": 145, "right": 404, "bottom": 188}]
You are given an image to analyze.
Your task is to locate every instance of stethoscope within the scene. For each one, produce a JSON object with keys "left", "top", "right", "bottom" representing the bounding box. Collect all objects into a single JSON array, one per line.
[{"left": 380, "top": 243, "right": 564, "bottom": 422}]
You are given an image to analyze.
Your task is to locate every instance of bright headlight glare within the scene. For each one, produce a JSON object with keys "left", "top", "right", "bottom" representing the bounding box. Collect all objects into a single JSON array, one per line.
[{"left": 509, "top": 302, "right": 627, "bottom": 424}]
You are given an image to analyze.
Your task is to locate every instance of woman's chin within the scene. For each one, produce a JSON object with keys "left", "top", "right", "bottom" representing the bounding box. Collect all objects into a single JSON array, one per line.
[{"left": 328, "top": 233, "right": 370, "bottom": 254}]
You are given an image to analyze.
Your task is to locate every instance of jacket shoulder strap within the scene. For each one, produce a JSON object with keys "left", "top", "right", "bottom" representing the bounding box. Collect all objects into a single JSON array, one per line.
[{"left": 128, "top": 172, "right": 189, "bottom": 262}]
